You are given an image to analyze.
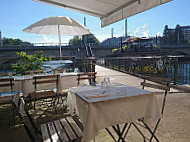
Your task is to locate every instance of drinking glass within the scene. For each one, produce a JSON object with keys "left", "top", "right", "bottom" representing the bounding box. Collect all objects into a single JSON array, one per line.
[
  {"left": 8, "top": 72, "right": 13, "bottom": 77},
  {"left": 101, "top": 80, "right": 109, "bottom": 94},
  {"left": 104, "top": 77, "right": 110, "bottom": 85},
  {"left": 30, "top": 71, "right": 33, "bottom": 76}
]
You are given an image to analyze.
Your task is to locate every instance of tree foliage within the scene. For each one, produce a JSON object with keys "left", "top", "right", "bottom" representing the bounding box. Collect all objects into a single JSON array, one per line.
[
  {"left": 12, "top": 51, "right": 51, "bottom": 75},
  {"left": 162, "top": 24, "right": 186, "bottom": 44},
  {"left": 69, "top": 34, "right": 100, "bottom": 45},
  {"left": 2, "top": 37, "right": 33, "bottom": 47}
]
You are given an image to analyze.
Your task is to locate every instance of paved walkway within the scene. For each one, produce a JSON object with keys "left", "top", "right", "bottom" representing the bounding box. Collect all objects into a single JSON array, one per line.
[{"left": 92, "top": 65, "right": 190, "bottom": 142}]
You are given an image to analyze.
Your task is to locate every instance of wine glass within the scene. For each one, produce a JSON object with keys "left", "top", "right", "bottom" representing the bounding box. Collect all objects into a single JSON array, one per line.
[
  {"left": 104, "top": 77, "right": 110, "bottom": 85},
  {"left": 101, "top": 80, "right": 109, "bottom": 94}
]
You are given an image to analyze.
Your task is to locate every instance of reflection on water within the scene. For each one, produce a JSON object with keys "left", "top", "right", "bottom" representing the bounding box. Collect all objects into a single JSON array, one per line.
[
  {"left": 43, "top": 60, "right": 73, "bottom": 73},
  {"left": 0, "top": 60, "right": 74, "bottom": 74}
]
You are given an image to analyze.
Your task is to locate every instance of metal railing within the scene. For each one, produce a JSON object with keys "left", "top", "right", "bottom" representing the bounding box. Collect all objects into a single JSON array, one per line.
[{"left": 97, "top": 56, "right": 190, "bottom": 85}]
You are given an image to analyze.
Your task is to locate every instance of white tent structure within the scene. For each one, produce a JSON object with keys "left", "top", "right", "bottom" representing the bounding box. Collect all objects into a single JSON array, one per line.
[{"left": 33, "top": 0, "right": 172, "bottom": 27}]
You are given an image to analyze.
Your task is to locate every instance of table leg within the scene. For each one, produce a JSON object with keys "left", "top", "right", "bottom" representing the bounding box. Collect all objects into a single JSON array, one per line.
[{"left": 106, "top": 123, "right": 130, "bottom": 142}]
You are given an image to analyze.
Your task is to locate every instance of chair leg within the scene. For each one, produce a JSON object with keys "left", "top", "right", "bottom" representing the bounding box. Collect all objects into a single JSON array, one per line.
[
  {"left": 132, "top": 122, "right": 146, "bottom": 142},
  {"left": 141, "top": 120, "right": 160, "bottom": 142}
]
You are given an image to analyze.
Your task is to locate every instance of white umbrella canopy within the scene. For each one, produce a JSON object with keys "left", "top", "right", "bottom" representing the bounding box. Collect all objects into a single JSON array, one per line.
[{"left": 23, "top": 16, "right": 90, "bottom": 60}]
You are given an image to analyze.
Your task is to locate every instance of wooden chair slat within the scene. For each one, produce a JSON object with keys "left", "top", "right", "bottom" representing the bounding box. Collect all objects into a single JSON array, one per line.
[
  {"left": 29, "top": 91, "right": 56, "bottom": 100},
  {"left": 54, "top": 120, "right": 69, "bottom": 142},
  {"left": 33, "top": 79, "right": 56, "bottom": 84},
  {"left": 0, "top": 73, "right": 9, "bottom": 76},
  {"left": 66, "top": 116, "right": 83, "bottom": 137},
  {"left": 0, "top": 78, "right": 13, "bottom": 82},
  {"left": 60, "top": 118, "right": 77, "bottom": 140},
  {"left": 25, "top": 70, "right": 43, "bottom": 75},
  {"left": 141, "top": 82, "right": 170, "bottom": 91},
  {"left": 0, "top": 83, "right": 14, "bottom": 87},
  {"left": 34, "top": 75, "right": 58, "bottom": 79},
  {"left": 77, "top": 76, "right": 95, "bottom": 80},
  {"left": 47, "top": 122, "right": 60, "bottom": 142},
  {"left": 141, "top": 76, "right": 172, "bottom": 84},
  {"left": 78, "top": 72, "right": 97, "bottom": 76},
  {"left": 41, "top": 124, "right": 51, "bottom": 142}
]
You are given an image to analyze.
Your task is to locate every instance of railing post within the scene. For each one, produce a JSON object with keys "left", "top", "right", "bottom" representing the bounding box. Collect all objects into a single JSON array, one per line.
[
  {"left": 174, "top": 58, "right": 178, "bottom": 85},
  {"left": 73, "top": 57, "right": 75, "bottom": 72}
]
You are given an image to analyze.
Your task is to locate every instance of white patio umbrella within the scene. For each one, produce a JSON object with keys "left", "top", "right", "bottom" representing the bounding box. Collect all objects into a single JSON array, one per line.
[{"left": 23, "top": 16, "right": 90, "bottom": 61}]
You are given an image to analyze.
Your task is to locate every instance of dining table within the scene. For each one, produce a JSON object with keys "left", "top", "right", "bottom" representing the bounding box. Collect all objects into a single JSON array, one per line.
[
  {"left": 67, "top": 83, "right": 161, "bottom": 142},
  {"left": 0, "top": 72, "right": 78, "bottom": 97}
]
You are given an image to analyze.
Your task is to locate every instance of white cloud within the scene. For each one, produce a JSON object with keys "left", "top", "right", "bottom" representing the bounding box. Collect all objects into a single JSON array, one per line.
[
  {"left": 156, "top": 32, "right": 162, "bottom": 36},
  {"left": 42, "top": 35, "right": 54, "bottom": 43},
  {"left": 134, "top": 24, "right": 149, "bottom": 37}
]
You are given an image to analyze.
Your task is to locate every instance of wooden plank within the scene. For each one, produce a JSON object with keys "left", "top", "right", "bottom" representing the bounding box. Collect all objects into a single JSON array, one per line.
[
  {"left": 141, "top": 76, "right": 172, "bottom": 84},
  {"left": 35, "top": 75, "right": 57, "bottom": 79},
  {"left": 141, "top": 82, "right": 170, "bottom": 91},
  {"left": 34, "top": 79, "right": 56, "bottom": 84},
  {"left": 0, "top": 83, "right": 13, "bottom": 87},
  {"left": 25, "top": 70, "right": 43, "bottom": 74},
  {"left": 0, "top": 73, "right": 8, "bottom": 76},
  {"left": 66, "top": 116, "right": 83, "bottom": 137},
  {"left": 60, "top": 118, "right": 77, "bottom": 141},
  {"left": 0, "top": 78, "right": 12, "bottom": 82},
  {"left": 41, "top": 124, "right": 51, "bottom": 142},
  {"left": 47, "top": 122, "right": 60, "bottom": 142},
  {"left": 78, "top": 72, "right": 97, "bottom": 76},
  {"left": 54, "top": 120, "right": 69, "bottom": 142},
  {"left": 77, "top": 76, "right": 95, "bottom": 80}
]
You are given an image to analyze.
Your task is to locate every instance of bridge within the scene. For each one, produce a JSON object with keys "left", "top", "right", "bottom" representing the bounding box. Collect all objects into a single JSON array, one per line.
[
  {"left": 0, "top": 44, "right": 118, "bottom": 58},
  {"left": 160, "top": 44, "right": 190, "bottom": 55}
]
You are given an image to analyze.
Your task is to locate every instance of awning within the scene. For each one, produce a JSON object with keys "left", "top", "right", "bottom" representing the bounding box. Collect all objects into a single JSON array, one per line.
[{"left": 33, "top": 0, "right": 172, "bottom": 27}]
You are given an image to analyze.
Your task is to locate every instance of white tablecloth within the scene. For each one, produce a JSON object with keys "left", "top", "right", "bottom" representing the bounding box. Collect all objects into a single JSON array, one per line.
[
  {"left": 0, "top": 73, "right": 78, "bottom": 97},
  {"left": 67, "top": 84, "right": 161, "bottom": 142}
]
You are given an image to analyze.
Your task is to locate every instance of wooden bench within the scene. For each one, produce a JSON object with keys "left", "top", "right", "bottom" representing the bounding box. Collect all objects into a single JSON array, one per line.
[
  {"left": 41, "top": 115, "right": 83, "bottom": 142},
  {"left": 77, "top": 72, "right": 97, "bottom": 86}
]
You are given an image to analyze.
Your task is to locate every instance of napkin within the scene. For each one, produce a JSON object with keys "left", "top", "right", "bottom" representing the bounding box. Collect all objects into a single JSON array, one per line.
[{"left": 84, "top": 93, "right": 110, "bottom": 99}]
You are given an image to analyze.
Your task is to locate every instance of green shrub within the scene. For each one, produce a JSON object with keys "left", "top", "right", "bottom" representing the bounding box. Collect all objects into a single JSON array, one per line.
[{"left": 12, "top": 51, "right": 51, "bottom": 75}]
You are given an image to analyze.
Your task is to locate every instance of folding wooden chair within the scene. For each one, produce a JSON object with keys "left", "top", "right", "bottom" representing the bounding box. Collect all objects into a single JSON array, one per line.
[
  {"left": 77, "top": 72, "right": 97, "bottom": 86},
  {"left": 0, "top": 76, "right": 16, "bottom": 127},
  {"left": 130, "top": 76, "right": 171, "bottom": 142},
  {"left": 28, "top": 74, "right": 59, "bottom": 118},
  {"left": 40, "top": 115, "right": 83, "bottom": 142},
  {"left": 12, "top": 92, "right": 41, "bottom": 142}
]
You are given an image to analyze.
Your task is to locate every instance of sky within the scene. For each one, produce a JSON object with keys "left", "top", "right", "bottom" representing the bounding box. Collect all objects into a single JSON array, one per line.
[{"left": 0, "top": 0, "right": 190, "bottom": 44}]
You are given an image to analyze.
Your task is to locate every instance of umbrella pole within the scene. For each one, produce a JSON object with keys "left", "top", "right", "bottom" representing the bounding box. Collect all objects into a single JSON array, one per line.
[{"left": 58, "top": 24, "right": 62, "bottom": 65}]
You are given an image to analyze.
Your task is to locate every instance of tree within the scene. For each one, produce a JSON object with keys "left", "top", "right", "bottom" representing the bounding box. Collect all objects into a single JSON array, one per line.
[
  {"left": 69, "top": 37, "right": 81, "bottom": 45},
  {"left": 69, "top": 34, "right": 100, "bottom": 45},
  {"left": 12, "top": 51, "right": 51, "bottom": 75},
  {"left": 2, "top": 37, "right": 33, "bottom": 47}
]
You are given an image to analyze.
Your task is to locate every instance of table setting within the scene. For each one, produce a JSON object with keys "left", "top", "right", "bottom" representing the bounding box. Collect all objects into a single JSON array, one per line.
[{"left": 66, "top": 77, "right": 161, "bottom": 142}]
